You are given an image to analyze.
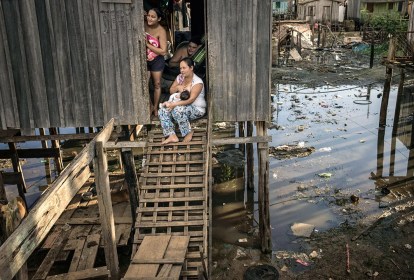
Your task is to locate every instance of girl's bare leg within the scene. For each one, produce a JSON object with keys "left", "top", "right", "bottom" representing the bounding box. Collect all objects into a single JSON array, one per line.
[{"left": 151, "top": 71, "right": 162, "bottom": 116}]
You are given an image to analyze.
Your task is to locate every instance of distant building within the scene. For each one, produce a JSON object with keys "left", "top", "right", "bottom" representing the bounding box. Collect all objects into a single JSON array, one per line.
[
  {"left": 360, "top": 0, "right": 407, "bottom": 15},
  {"left": 272, "top": 0, "right": 290, "bottom": 15},
  {"left": 297, "top": 0, "right": 344, "bottom": 24}
]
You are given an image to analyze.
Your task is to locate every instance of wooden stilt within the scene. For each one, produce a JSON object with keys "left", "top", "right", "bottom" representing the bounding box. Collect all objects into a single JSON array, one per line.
[
  {"left": 376, "top": 126, "right": 386, "bottom": 178},
  {"left": 49, "top": 128, "right": 63, "bottom": 173},
  {"left": 93, "top": 141, "right": 120, "bottom": 280},
  {"left": 120, "top": 148, "right": 139, "bottom": 228},
  {"left": 238, "top": 122, "right": 245, "bottom": 153},
  {"left": 256, "top": 121, "right": 271, "bottom": 253},
  {"left": 379, "top": 67, "right": 393, "bottom": 127},
  {"left": 8, "top": 143, "right": 27, "bottom": 208},
  {"left": 246, "top": 121, "right": 254, "bottom": 190},
  {"left": 39, "top": 128, "right": 48, "bottom": 149},
  {"left": 0, "top": 171, "right": 7, "bottom": 202}
]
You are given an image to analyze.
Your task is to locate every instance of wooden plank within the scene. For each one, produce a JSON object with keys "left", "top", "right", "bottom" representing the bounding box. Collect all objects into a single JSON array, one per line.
[
  {"left": 0, "top": 1, "right": 19, "bottom": 129},
  {"left": 68, "top": 237, "right": 86, "bottom": 272},
  {"left": 136, "top": 221, "right": 204, "bottom": 228},
  {"left": 92, "top": 141, "right": 119, "bottom": 279},
  {"left": 82, "top": 0, "right": 105, "bottom": 125},
  {"left": 141, "top": 171, "right": 205, "bottom": 178},
  {"left": 124, "top": 235, "right": 171, "bottom": 278},
  {"left": 20, "top": 0, "right": 49, "bottom": 128},
  {"left": 0, "top": 148, "right": 60, "bottom": 159},
  {"left": 163, "top": 236, "right": 190, "bottom": 278},
  {"left": 32, "top": 229, "right": 70, "bottom": 280},
  {"left": 211, "top": 135, "right": 272, "bottom": 145},
  {"left": 0, "top": 119, "right": 114, "bottom": 280},
  {"left": 120, "top": 148, "right": 139, "bottom": 226},
  {"left": 0, "top": 131, "right": 123, "bottom": 143},
  {"left": 105, "top": 141, "right": 146, "bottom": 149},
  {"left": 101, "top": 0, "right": 132, "bottom": 3},
  {"left": 77, "top": 234, "right": 101, "bottom": 271},
  {"left": 54, "top": 216, "right": 131, "bottom": 225},
  {"left": 2, "top": 0, "right": 34, "bottom": 131},
  {"left": 45, "top": 266, "right": 109, "bottom": 280},
  {"left": 131, "top": 259, "right": 184, "bottom": 264}
]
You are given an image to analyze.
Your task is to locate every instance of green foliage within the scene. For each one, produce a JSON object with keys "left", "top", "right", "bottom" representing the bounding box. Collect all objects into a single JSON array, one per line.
[{"left": 360, "top": 10, "right": 408, "bottom": 35}]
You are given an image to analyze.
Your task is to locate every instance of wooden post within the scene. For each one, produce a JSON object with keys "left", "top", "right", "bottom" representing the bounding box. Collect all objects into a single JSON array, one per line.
[
  {"left": 120, "top": 148, "right": 139, "bottom": 228},
  {"left": 256, "top": 121, "right": 271, "bottom": 253},
  {"left": 49, "top": 128, "right": 63, "bottom": 173},
  {"left": 0, "top": 172, "right": 7, "bottom": 202},
  {"left": 376, "top": 126, "right": 386, "bottom": 178},
  {"left": 379, "top": 67, "right": 393, "bottom": 127},
  {"left": 246, "top": 122, "right": 254, "bottom": 190},
  {"left": 93, "top": 141, "right": 119, "bottom": 280},
  {"left": 272, "top": 37, "right": 278, "bottom": 66},
  {"left": 8, "top": 143, "right": 27, "bottom": 209},
  {"left": 238, "top": 122, "right": 245, "bottom": 153}
]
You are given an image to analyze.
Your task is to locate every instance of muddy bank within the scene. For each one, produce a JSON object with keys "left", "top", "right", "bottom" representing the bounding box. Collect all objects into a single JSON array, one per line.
[{"left": 272, "top": 48, "right": 387, "bottom": 88}]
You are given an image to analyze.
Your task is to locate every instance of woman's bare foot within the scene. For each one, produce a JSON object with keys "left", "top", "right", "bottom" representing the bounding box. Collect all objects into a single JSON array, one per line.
[
  {"left": 153, "top": 108, "right": 158, "bottom": 117},
  {"left": 162, "top": 134, "right": 179, "bottom": 144},
  {"left": 182, "top": 131, "right": 194, "bottom": 143}
]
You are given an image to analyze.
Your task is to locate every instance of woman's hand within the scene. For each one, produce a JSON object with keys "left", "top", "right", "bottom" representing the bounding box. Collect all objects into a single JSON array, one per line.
[{"left": 165, "top": 102, "right": 176, "bottom": 111}]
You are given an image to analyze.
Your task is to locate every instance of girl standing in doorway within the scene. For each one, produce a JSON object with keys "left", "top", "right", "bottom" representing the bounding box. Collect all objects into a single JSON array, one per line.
[{"left": 145, "top": 8, "right": 167, "bottom": 116}]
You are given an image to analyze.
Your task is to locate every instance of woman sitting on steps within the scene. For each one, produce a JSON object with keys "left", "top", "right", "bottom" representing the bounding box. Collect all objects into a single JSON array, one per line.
[{"left": 159, "top": 57, "right": 206, "bottom": 144}]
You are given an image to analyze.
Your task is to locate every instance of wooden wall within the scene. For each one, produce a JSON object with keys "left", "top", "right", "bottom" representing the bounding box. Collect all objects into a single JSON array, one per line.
[
  {"left": 0, "top": 0, "right": 149, "bottom": 132},
  {"left": 207, "top": 0, "right": 272, "bottom": 122}
]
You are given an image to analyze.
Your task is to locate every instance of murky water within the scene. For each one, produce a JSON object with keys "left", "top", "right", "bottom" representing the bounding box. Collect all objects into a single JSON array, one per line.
[{"left": 212, "top": 82, "right": 413, "bottom": 255}]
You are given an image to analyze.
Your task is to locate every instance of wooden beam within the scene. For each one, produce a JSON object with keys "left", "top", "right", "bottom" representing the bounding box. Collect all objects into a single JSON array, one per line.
[
  {"left": 256, "top": 121, "right": 271, "bottom": 253},
  {"left": 0, "top": 131, "right": 124, "bottom": 143},
  {"left": 0, "top": 148, "right": 60, "bottom": 159},
  {"left": 93, "top": 141, "right": 119, "bottom": 280},
  {"left": 0, "top": 171, "right": 24, "bottom": 185},
  {"left": 0, "top": 119, "right": 114, "bottom": 280},
  {"left": 7, "top": 143, "right": 27, "bottom": 208},
  {"left": 211, "top": 135, "right": 272, "bottom": 145},
  {"left": 54, "top": 217, "right": 131, "bottom": 225},
  {"left": 120, "top": 148, "right": 139, "bottom": 230},
  {"left": 0, "top": 172, "right": 7, "bottom": 202},
  {"left": 246, "top": 122, "right": 254, "bottom": 190},
  {"left": 105, "top": 141, "right": 146, "bottom": 149},
  {"left": 45, "top": 266, "right": 109, "bottom": 280}
]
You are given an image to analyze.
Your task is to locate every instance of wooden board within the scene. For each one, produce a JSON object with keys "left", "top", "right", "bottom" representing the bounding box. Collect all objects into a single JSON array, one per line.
[{"left": 124, "top": 235, "right": 190, "bottom": 279}]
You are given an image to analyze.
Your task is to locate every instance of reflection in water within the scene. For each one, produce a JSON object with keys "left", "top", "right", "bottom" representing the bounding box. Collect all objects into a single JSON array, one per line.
[
  {"left": 269, "top": 81, "right": 413, "bottom": 251},
  {"left": 374, "top": 82, "right": 414, "bottom": 204}
]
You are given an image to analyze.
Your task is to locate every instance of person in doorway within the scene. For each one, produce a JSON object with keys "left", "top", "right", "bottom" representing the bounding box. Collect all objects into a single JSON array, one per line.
[
  {"left": 145, "top": 8, "right": 168, "bottom": 116},
  {"left": 168, "top": 36, "right": 202, "bottom": 68},
  {"left": 159, "top": 58, "right": 206, "bottom": 144}
]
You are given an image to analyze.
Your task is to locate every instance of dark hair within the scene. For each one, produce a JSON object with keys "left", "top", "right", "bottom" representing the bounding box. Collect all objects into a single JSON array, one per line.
[
  {"left": 180, "top": 57, "right": 195, "bottom": 68},
  {"left": 180, "top": 90, "right": 190, "bottom": 101},
  {"left": 148, "top": 8, "right": 163, "bottom": 19},
  {"left": 189, "top": 36, "right": 202, "bottom": 46}
]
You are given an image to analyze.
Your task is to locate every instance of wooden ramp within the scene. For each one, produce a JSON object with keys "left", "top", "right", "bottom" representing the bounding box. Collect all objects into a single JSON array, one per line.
[{"left": 127, "top": 127, "right": 209, "bottom": 279}]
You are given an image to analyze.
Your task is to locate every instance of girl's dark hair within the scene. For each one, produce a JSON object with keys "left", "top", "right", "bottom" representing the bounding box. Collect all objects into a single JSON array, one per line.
[
  {"left": 180, "top": 57, "right": 195, "bottom": 68},
  {"left": 148, "top": 8, "right": 163, "bottom": 19}
]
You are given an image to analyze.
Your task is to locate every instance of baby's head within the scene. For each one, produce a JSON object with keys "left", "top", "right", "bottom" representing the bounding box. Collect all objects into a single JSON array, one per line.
[{"left": 180, "top": 90, "right": 190, "bottom": 101}]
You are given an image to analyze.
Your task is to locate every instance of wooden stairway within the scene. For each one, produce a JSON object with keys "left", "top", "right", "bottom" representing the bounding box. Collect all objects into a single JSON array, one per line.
[{"left": 130, "top": 127, "right": 209, "bottom": 279}]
